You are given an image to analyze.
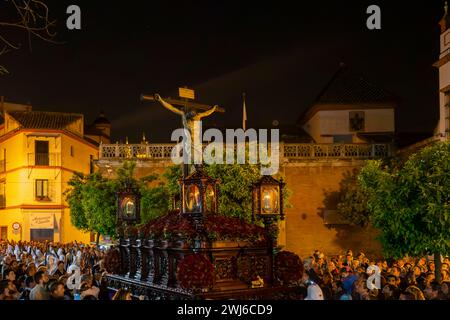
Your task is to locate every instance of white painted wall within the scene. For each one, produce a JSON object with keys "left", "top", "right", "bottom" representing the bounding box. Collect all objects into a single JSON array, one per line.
[
  {"left": 440, "top": 29, "right": 450, "bottom": 57},
  {"left": 438, "top": 31, "right": 450, "bottom": 139},
  {"left": 303, "top": 108, "right": 395, "bottom": 143},
  {"left": 303, "top": 114, "right": 324, "bottom": 143}
]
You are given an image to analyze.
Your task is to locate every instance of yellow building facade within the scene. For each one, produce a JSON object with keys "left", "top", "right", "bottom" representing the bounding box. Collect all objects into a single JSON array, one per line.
[{"left": 0, "top": 104, "right": 101, "bottom": 243}]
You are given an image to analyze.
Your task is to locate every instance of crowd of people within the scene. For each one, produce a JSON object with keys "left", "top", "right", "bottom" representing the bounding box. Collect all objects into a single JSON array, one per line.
[
  {"left": 0, "top": 240, "right": 117, "bottom": 300},
  {"left": 301, "top": 249, "right": 450, "bottom": 300},
  {"left": 1, "top": 240, "right": 449, "bottom": 300}
]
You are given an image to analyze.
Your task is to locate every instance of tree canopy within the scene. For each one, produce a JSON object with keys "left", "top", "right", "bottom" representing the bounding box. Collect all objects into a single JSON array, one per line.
[
  {"left": 358, "top": 142, "right": 450, "bottom": 261},
  {"left": 65, "top": 161, "right": 168, "bottom": 241},
  {"left": 335, "top": 169, "right": 370, "bottom": 227}
]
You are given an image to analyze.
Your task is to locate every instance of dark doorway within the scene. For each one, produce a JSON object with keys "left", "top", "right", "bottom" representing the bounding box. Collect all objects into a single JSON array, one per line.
[
  {"left": 30, "top": 229, "right": 54, "bottom": 241},
  {"left": 35, "top": 141, "right": 49, "bottom": 166}
]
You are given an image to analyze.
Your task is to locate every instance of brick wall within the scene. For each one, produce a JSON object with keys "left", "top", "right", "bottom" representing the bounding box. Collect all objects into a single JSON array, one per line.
[{"left": 282, "top": 160, "right": 382, "bottom": 258}]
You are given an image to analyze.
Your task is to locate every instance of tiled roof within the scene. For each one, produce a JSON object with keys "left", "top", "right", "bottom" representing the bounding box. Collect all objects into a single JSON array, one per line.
[
  {"left": 315, "top": 66, "right": 397, "bottom": 104},
  {"left": 8, "top": 111, "right": 82, "bottom": 130}
]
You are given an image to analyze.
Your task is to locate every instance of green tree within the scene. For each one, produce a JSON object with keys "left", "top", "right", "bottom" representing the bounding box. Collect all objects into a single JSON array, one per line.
[
  {"left": 359, "top": 142, "right": 450, "bottom": 282},
  {"left": 66, "top": 161, "right": 170, "bottom": 243},
  {"left": 65, "top": 172, "right": 89, "bottom": 232},
  {"left": 140, "top": 184, "right": 170, "bottom": 222},
  {"left": 336, "top": 169, "right": 370, "bottom": 227},
  {"left": 205, "top": 163, "right": 261, "bottom": 221},
  {"left": 81, "top": 173, "right": 117, "bottom": 243}
]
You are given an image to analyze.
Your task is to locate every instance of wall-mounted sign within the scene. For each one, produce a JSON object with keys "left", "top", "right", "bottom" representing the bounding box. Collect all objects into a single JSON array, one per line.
[
  {"left": 30, "top": 214, "right": 54, "bottom": 229},
  {"left": 12, "top": 222, "right": 21, "bottom": 230}
]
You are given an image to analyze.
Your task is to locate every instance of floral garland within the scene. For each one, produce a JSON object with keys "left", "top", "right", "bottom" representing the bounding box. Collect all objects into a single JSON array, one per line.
[
  {"left": 177, "top": 254, "right": 214, "bottom": 291},
  {"left": 104, "top": 247, "right": 122, "bottom": 274},
  {"left": 274, "top": 251, "right": 303, "bottom": 285}
]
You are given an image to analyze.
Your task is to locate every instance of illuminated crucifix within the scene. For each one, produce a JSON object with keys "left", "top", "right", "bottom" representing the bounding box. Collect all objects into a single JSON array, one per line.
[{"left": 141, "top": 87, "right": 225, "bottom": 177}]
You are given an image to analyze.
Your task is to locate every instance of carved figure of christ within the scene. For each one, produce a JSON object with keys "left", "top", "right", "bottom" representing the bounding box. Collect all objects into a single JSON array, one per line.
[{"left": 154, "top": 94, "right": 218, "bottom": 165}]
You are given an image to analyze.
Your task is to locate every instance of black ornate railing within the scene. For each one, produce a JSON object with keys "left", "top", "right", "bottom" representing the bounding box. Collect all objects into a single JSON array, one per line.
[{"left": 106, "top": 236, "right": 278, "bottom": 299}]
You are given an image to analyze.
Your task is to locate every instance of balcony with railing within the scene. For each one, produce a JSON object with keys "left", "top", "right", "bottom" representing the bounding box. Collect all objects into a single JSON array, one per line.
[
  {"left": 282, "top": 143, "right": 390, "bottom": 159},
  {"left": 27, "top": 153, "right": 61, "bottom": 167},
  {"left": 99, "top": 143, "right": 391, "bottom": 161}
]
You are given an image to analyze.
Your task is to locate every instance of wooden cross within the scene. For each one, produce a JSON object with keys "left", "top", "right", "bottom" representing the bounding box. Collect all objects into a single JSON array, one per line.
[
  {"left": 140, "top": 88, "right": 225, "bottom": 178},
  {"left": 140, "top": 94, "right": 225, "bottom": 113}
]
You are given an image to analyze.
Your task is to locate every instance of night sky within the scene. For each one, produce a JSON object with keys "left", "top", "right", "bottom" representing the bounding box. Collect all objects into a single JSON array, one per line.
[{"left": 0, "top": 0, "right": 445, "bottom": 142}]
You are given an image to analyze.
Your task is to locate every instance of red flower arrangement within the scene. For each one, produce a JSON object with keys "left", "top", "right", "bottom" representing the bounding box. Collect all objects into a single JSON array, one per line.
[
  {"left": 274, "top": 251, "right": 303, "bottom": 285},
  {"left": 139, "top": 210, "right": 196, "bottom": 241},
  {"left": 236, "top": 256, "right": 258, "bottom": 283},
  {"left": 204, "top": 214, "right": 266, "bottom": 244},
  {"left": 177, "top": 254, "right": 214, "bottom": 291},
  {"left": 138, "top": 211, "right": 266, "bottom": 246}
]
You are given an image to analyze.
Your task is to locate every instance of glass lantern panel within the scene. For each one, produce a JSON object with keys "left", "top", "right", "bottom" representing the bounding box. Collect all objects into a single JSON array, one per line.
[
  {"left": 185, "top": 184, "right": 201, "bottom": 212},
  {"left": 261, "top": 186, "right": 279, "bottom": 214},
  {"left": 121, "top": 197, "right": 136, "bottom": 218}
]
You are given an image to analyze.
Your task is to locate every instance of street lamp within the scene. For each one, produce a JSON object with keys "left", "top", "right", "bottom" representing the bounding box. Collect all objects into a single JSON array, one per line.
[{"left": 252, "top": 175, "right": 285, "bottom": 287}]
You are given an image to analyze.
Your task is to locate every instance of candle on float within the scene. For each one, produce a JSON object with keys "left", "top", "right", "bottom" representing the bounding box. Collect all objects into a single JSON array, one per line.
[{"left": 263, "top": 191, "right": 271, "bottom": 211}]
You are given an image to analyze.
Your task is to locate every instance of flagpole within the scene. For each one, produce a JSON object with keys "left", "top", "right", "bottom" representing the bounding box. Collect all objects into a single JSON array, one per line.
[{"left": 242, "top": 92, "right": 247, "bottom": 131}]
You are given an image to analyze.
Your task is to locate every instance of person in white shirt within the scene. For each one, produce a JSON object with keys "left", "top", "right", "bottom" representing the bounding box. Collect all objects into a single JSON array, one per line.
[
  {"left": 29, "top": 270, "right": 49, "bottom": 300},
  {"left": 305, "top": 283, "right": 324, "bottom": 300}
]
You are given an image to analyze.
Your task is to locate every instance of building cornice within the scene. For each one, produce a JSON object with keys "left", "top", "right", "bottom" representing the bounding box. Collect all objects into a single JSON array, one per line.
[
  {"left": 433, "top": 52, "right": 450, "bottom": 68},
  {"left": 299, "top": 102, "right": 396, "bottom": 125},
  {"left": 0, "top": 166, "right": 86, "bottom": 176},
  {"left": 0, "top": 204, "right": 67, "bottom": 210},
  {"left": 0, "top": 128, "right": 99, "bottom": 150}
]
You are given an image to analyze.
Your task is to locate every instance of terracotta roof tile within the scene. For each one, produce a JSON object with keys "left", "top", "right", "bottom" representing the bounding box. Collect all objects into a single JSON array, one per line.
[
  {"left": 315, "top": 66, "right": 397, "bottom": 104},
  {"left": 8, "top": 111, "right": 82, "bottom": 130}
]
